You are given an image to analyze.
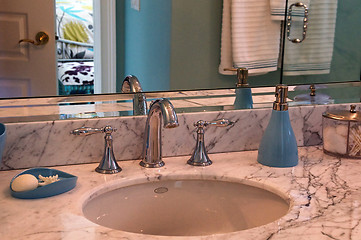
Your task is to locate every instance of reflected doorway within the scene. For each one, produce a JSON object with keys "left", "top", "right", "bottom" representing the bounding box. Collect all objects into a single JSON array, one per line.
[
  {"left": 55, "top": 0, "right": 117, "bottom": 96},
  {"left": 55, "top": 0, "right": 95, "bottom": 96},
  {"left": 0, "top": 0, "right": 116, "bottom": 99}
]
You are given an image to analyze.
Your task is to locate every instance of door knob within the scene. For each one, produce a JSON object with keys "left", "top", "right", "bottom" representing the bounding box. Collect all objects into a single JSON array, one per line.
[{"left": 19, "top": 31, "right": 49, "bottom": 46}]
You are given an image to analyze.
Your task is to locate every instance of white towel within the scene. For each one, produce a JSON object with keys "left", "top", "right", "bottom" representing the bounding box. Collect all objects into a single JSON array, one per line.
[
  {"left": 270, "top": 0, "right": 286, "bottom": 20},
  {"left": 219, "top": 0, "right": 233, "bottom": 75},
  {"left": 219, "top": 0, "right": 281, "bottom": 75},
  {"left": 270, "top": 0, "right": 311, "bottom": 20},
  {"left": 283, "top": 0, "right": 338, "bottom": 76}
]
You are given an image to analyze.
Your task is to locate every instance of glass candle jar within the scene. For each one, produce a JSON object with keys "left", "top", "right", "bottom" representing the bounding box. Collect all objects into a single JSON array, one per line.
[{"left": 322, "top": 105, "right": 361, "bottom": 158}]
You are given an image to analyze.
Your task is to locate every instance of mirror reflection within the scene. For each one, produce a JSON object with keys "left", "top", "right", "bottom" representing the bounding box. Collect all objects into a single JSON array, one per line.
[
  {"left": 1, "top": 0, "right": 284, "bottom": 98},
  {"left": 282, "top": 0, "right": 361, "bottom": 86},
  {"left": 1, "top": 82, "right": 360, "bottom": 124},
  {"left": 0, "top": 0, "right": 359, "bottom": 122},
  {"left": 1, "top": 0, "right": 359, "bottom": 99}
]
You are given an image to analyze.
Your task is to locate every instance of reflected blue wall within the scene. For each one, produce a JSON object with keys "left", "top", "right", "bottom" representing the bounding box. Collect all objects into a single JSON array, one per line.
[
  {"left": 116, "top": 0, "right": 279, "bottom": 92},
  {"left": 120, "top": 0, "right": 171, "bottom": 91},
  {"left": 116, "top": 1, "right": 360, "bottom": 92}
]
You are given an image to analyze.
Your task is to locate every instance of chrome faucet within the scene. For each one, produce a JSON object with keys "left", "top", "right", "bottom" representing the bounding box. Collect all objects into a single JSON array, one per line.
[
  {"left": 188, "top": 119, "right": 234, "bottom": 166},
  {"left": 121, "top": 75, "right": 147, "bottom": 115},
  {"left": 140, "top": 98, "right": 179, "bottom": 168},
  {"left": 71, "top": 125, "right": 122, "bottom": 174}
]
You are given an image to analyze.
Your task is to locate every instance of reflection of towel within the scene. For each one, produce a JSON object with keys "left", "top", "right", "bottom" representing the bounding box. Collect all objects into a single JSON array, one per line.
[
  {"left": 270, "top": 0, "right": 310, "bottom": 20},
  {"left": 219, "top": 0, "right": 233, "bottom": 75},
  {"left": 219, "top": 0, "right": 281, "bottom": 75},
  {"left": 270, "top": 0, "right": 286, "bottom": 20},
  {"left": 283, "top": 0, "right": 338, "bottom": 76}
]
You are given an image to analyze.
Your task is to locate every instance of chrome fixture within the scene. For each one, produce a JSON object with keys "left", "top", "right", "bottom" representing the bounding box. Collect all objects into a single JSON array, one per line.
[
  {"left": 188, "top": 119, "right": 234, "bottom": 166},
  {"left": 71, "top": 125, "right": 122, "bottom": 174},
  {"left": 274, "top": 85, "right": 289, "bottom": 111},
  {"left": 309, "top": 84, "right": 316, "bottom": 96},
  {"left": 293, "top": 84, "right": 333, "bottom": 105},
  {"left": 287, "top": 2, "right": 309, "bottom": 43},
  {"left": 140, "top": 98, "right": 179, "bottom": 168},
  {"left": 121, "top": 75, "right": 147, "bottom": 115},
  {"left": 223, "top": 67, "right": 249, "bottom": 87}
]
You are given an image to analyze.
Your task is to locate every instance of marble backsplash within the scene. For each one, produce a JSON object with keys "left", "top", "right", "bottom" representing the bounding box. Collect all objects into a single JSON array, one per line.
[{"left": 1, "top": 103, "right": 358, "bottom": 170}]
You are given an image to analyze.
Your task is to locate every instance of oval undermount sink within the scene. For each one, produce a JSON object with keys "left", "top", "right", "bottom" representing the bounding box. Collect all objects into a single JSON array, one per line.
[{"left": 83, "top": 179, "right": 290, "bottom": 236}]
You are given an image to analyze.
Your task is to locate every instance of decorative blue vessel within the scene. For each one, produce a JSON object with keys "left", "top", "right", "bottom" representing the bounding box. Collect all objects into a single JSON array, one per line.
[
  {"left": 234, "top": 87, "right": 253, "bottom": 109},
  {"left": 10, "top": 168, "right": 78, "bottom": 199},
  {"left": 257, "top": 85, "right": 298, "bottom": 168},
  {"left": 233, "top": 68, "right": 253, "bottom": 109}
]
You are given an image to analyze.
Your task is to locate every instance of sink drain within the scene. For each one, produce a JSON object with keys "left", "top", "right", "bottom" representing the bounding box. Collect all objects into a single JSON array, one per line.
[{"left": 154, "top": 187, "right": 168, "bottom": 194}]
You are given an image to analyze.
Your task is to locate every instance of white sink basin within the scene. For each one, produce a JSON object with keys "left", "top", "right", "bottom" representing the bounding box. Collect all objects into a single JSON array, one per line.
[{"left": 83, "top": 178, "right": 290, "bottom": 236}]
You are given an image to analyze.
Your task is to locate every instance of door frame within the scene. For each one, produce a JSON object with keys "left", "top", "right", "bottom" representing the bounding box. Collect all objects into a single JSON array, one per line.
[{"left": 93, "top": 0, "right": 117, "bottom": 94}]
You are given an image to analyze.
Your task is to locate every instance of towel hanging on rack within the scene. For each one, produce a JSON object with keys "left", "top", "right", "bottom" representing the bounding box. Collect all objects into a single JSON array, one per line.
[
  {"left": 270, "top": 0, "right": 310, "bottom": 20},
  {"left": 219, "top": 0, "right": 282, "bottom": 76},
  {"left": 220, "top": 0, "right": 338, "bottom": 77},
  {"left": 283, "top": 0, "right": 338, "bottom": 76}
]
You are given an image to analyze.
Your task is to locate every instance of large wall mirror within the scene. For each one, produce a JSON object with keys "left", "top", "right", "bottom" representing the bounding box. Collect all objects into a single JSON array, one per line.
[
  {"left": 282, "top": 0, "right": 361, "bottom": 86},
  {"left": 0, "top": 0, "right": 360, "bottom": 123}
]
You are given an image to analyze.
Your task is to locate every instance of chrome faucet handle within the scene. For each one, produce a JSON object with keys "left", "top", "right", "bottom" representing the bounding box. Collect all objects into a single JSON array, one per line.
[
  {"left": 199, "top": 119, "right": 234, "bottom": 128},
  {"left": 187, "top": 119, "right": 234, "bottom": 166},
  {"left": 71, "top": 126, "right": 106, "bottom": 136},
  {"left": 71, "top": 126, "right": 122, "bottom": 174}
]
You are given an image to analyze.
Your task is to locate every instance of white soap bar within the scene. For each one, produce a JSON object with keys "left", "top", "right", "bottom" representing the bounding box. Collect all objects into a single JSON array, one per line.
[{"left": 11, "top": 174, "right": 39, "bottom": 192}]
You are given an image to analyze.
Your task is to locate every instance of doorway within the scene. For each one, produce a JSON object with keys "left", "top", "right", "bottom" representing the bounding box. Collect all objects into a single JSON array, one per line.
[
  {"left": 55, "top": 0, "right": 95, "bottom": 95},
  {"left": 56, "top": 0, "right": 116, "bottom": 93}
]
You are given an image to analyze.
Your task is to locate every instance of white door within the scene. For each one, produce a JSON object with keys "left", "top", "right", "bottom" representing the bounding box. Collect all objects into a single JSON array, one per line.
[{"left": 0, "top": 0, "right": 57, "bottom": 98}]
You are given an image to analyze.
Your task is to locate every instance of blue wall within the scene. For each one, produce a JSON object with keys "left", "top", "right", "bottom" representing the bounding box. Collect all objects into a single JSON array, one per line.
[{"left": 121, "top": 0, "right": 171, "bottom": 91}]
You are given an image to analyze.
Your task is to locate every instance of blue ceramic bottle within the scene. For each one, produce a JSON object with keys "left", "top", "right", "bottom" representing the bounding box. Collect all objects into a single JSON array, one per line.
[
  {"left": 257, "top": 85, "right": 298, "bottom": 167},
  {"left": 232, "top": 68, "right": 253, "bottom": 109},
  {"left": 234, "top": 88, "right": 253, "bottom": 109}
]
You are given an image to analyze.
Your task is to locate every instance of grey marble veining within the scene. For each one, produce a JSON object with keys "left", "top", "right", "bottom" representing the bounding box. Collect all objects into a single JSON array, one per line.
[
  {"left": 1, "top": 146, "right": 361, "bottom": 239},
  {"left": 1, "top": 103, "right": 359, "bottom": 170}
]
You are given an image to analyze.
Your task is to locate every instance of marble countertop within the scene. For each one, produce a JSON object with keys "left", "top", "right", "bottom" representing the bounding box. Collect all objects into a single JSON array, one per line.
[{"left": 1, "top": 146, "right": 360, "bottom": 240}]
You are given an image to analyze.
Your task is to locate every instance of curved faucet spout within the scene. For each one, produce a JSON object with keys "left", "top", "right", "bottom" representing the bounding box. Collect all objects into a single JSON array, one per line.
[
  {"left": 121, "top": 75, "right": 143, "bottom": 93},
  {"left": 141, "top": 98, "right": 179, "bottom": 168},
  {"left": 121, "top": 75, "right": 147, "bottom": 115}
]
